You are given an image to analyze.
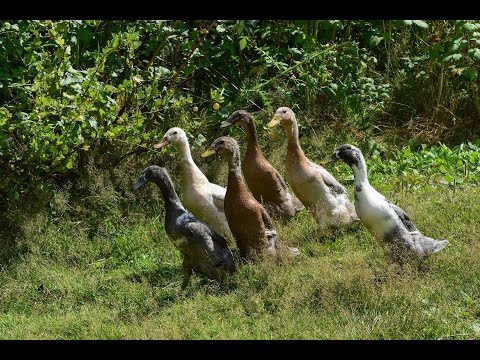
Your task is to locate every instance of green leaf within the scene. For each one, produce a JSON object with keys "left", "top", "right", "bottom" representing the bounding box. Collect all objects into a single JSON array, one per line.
[
  {"left": 321, "top": 86, "right": 336, "bottom": 99},
  {"left": 461, "top": 67, "right": 478, "bottom": 82},
  {"left": 412, "top": 20, "right": 428, "bottom": 29},
  {"left": 216, "top": 24, "right": 226, "bottom": 33},
  {"left": 233, "top": 21, "right": 244, "bottom": 35},
  {"left": 444, "top": 174, "right": 454, "bottom": 183},
  {"left": 463, "top": 23, "right": 478, "bottom": 32},
  {"left": 88, "top": 117, "right": 98, "bottom": 130},
  {"left": 369, "top": 35, "right": 383, "bottom": 47},
  {"left": 239, "top": 38, "right": 247, "bottom": 51},
  {"left": 439, "top": 165, "right": 447, "bottom": 173},
  {"left": 403, "top": 20, "right": 413, "bottom": 26},
  {"left": 78, "top": 27, "right": 93, "bottom": 43},
  {"left": 469, "top": 48, "right": 480, "bottom": 60},
  {"left": 55, "top": 37, "right": 65, "bottom": 47}
]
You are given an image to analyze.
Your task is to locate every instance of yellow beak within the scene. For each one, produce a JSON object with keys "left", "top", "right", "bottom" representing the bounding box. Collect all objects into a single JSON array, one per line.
[
  {"left": 201, "top": 148, "right": 216, "bottom": 157},
  {"left": 266, "top": 115, "right": 281, "bottom": 128}
]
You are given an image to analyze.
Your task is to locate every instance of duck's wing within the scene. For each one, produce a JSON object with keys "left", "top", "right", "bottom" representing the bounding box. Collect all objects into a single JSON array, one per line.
[
  {"left": 272, "top": 168, "right": 289, "bottom": 192},
  {"left": 319, "top": 166, "right": 349, "bottom": 196},
  {"left": 386, "top": 200, "right": 418, "bottom": 232},
  {"left": 179, "top": 215, "right": 229, "bottom": 248},
  {"left": 209, "top": 183, "right": 226, "bottom": 214}
]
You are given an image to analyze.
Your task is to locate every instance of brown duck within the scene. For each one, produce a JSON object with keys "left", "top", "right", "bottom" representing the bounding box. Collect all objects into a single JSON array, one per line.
[
  {"left": 202, "top": 136, "right": 299, "bottom": 261},
  {"left": 220, "top": 110, "right": 304, "bottom": 218},
  {"left": 267, "top": 107, "right": 358, "bottom": 229}
]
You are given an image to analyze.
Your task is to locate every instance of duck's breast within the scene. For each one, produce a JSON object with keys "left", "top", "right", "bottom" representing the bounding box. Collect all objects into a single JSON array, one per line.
[{"left": 355, "top": 185, "right": 400, "bottom": 236}]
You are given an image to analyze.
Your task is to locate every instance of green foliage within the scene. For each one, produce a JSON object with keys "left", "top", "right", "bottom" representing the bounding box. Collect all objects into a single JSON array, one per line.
[
  {"left": 325, "top": 139, "right": 480, "bottom": 191},
  {"left": 0, "top": 19, "right": 479, "bottom": 199}
]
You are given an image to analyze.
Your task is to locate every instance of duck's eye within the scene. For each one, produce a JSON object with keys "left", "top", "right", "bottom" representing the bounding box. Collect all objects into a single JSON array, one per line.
[
  {"left": 173, "top": 131, "right": 178, "bottom": 135},
  {"left": 283, "top": 110, "right": 287, "bottom": 114}
]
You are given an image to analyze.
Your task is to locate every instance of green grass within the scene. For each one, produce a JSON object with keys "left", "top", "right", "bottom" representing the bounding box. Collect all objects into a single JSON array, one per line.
[{"left": 0, "top": 182, "right": 479, "bottom": 339}]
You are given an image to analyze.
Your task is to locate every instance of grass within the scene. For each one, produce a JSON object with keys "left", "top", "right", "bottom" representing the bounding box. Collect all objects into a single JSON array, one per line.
[
  {"left": 0, "top": 181, "right": 479, "bottom": 339},
  {"left": 0, "top": 110, "right": 479, "bottom": 339}
]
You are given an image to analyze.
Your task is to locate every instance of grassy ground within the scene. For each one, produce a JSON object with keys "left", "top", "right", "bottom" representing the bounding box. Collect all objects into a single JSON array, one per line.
[
  {"left": 0, "top": 115, "right": 479, "bottom": 339},
  {"left": 0, "top": 179, "right": 479, "bottom": 339}
]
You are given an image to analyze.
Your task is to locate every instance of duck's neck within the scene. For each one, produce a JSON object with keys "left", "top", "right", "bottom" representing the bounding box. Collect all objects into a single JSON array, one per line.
[
  {"left": 175, "top": 138, "right": 194, "bottom": 163},
  {"left": 284, "top": 120, "right": 305, "bottom": 159},
  {"left": 352, "top": 155, "right": 369, "bottom": 186},
  {"left": 151, "top": 175, "right": 184, "bottom": 212},
  {"left": 175, "top": 138, "right": 208, "bottom": 187},
  {"left": 239, "top": 121, "right": 262, "bottom": 156},
  {"left": 226, "top": 147, "right": 242, "bottom": 176},
  {"left": 225, "top": 147, "right": 247, "bottom": 195}
]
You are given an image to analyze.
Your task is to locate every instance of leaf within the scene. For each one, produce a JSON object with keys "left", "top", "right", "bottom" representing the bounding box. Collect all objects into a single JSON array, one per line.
[
  {"left": 461, "top": 67, "right": 478, "bottom": 82},
  {"left": 412, "top": 20, "right": 428, "bottom": 29},
  {"left": 403, "top": 20, "right": 413, "bottom": 26},
  {"left": 232, "top": 21, "right": 244, "bottom": 35},
  {"left": 78, "top": 27, "right": 93, "bottom": 43},
  {"left": 443, "top": 53, "right": 462, "bottom": 62},
  {"left": 55, "top": 37, "right": 65, "bottom": 47},
  {"left": 239, "top": 37, "right": 247, "bottom": 51},
  {"left": 463, "top": 23, "right": 478, "bottom": 32},
  {"left": 439, "top": 165, "right": 447, "bottom": 173},
  {"left": 88, "top": 117, "right": 98, "bottom": 130},
  {"left": 369, "top": 35, "right": 383, "bottom": 47},
  {"left": 320, "top": 86, "right": 336, "bottom": 99},
  {"left": 444, "top": 174, "right": 454, "bottom": 183},
  {"left": 469, "top": 48, "right": 480, "bottom": 60},
  {"left": 216, "top": 24, "right": 226, "bottom": 33}
]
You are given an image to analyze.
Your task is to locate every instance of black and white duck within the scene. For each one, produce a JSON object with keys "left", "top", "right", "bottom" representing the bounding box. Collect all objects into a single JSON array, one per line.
[{"left": 322, "top": 144, "right": 449, "bottom": 262}]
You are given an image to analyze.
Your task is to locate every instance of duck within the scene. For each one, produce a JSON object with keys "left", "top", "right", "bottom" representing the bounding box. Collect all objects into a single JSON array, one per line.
[
  {"left": 321, "top": 144, "right": 449, "bottom": 262},
  {"left": 220, "top": 110, "right": 304, "bottom": 218},
  {"left": 201, "top": 136, "right": 299, "bottom": 261},
  {"left": 132, "top": 165, "right": 236, "bottom": 289},
  {"left": 267, "top": 107, "right": 358, "bottom": 228},
  {"left": 154, "top": 127, "right": 232, "bottom": 239}
]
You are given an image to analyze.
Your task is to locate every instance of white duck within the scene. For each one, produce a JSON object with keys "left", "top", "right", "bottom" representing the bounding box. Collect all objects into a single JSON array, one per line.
[
  {"left": 322, "top": 144, "right": 449, "bottom": 261},
  {"left": 267, "top": 107, "right": 358, "bottom": 228},
  {"left": 154, "top": 127, "right": 232, "bottom": 239}
]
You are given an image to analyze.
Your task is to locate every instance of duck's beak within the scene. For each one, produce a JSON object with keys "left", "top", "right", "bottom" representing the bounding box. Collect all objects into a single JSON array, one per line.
[
  {"left": 201, "top": 147, "right": 216, "bottom": 157},
  {"left": 319, "top": 152, "right": 340, "bottom": 165},
  {"left": 220, "top": 119, "right": 233, "bottom": 128},
  {"left": 267, "top": 115, "right": 281, "bottom": 128},
  {"left": 153, "top": 137, "right": 169, "bottom": 149},
  {"left": 132, "top": 174, "right": 148, "bottom": 191}
]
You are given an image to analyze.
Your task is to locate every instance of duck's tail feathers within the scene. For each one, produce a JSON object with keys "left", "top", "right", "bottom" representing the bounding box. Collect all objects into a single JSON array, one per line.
[
  {"left": 287, "top": 247, "right": 300, "bottom": 257},
  {"left": 414, "top": 232, "right": 449, "bottom": 256}
]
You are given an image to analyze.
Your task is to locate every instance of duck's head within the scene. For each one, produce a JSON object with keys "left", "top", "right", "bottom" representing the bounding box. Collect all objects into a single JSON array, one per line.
[
  {"left": 154, "top": 127, "right": 187, "bottom": 149},
  {"left": 220, "top": 110, "right": 253, "bottom": 128},
  {"left": 267, "top": 106, "right": 296, "bottom": 128},
  {"left": 132, "top": 165, "right": 169, "bottom": 191},
  {"left": 320, "top": 144, "right": 363, "bottom": 167},
  {"left": 201, "top": 136, "right": 239, "bottom": 158}
]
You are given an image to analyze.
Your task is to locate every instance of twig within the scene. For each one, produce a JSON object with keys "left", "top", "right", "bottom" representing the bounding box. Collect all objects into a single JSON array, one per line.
[
  {"left": 252, "top": 42, "right": 350, "bottom": 92},
  {"left": 167, "top": 20, "right": 218, "bottom": 91},
  {"left": 141, "top": 20, "right": 180, "bottom": 77}
]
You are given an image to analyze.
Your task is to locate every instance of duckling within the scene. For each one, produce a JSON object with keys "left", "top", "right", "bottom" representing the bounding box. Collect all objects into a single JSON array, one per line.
[
  {"left": 154, "top": 127, "right": 232, "bottom": 239},
  {"left": 267, "top": 107, "right": 358, "bottom": 228},
  {"left": 202, "top": 137, "right": 298, "bottom": 261},
  {"left": 322, "top": 144, "right": 449, "bottom": 262},
  {"left": 132, "top": 165, "right": 236, "bottom": 289},
  {"left": 220, "top": 110, "right": 304, "bottom": 218}
]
